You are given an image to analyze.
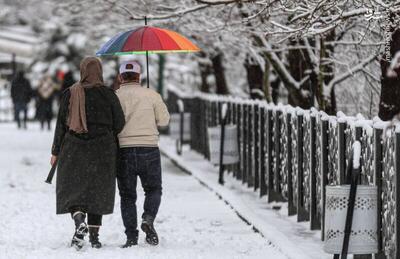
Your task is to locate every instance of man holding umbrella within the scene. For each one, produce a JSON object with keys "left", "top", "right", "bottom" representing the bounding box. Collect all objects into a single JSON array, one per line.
[{"left": 116, "top": 60, "right": 170, "bottom": 247}]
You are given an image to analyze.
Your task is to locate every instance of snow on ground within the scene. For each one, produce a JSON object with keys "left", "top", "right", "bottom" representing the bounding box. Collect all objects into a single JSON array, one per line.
[
  {"left": 159, "top": 137, "right": 331, "bottom": 259},
  {"left": 0, "top": 122, "right": 286, "bottom": 259}
]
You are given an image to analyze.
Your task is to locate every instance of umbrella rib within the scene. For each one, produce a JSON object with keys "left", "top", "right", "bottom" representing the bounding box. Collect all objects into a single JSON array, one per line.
[
  {"left": 141, "top": 26, "right": 147, "bottom": 51},
  {"left": 152, "top": 28, "right": 165, "bottom": 50}
]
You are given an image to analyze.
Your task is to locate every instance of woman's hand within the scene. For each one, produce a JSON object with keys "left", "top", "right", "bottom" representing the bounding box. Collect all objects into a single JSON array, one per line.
[{"left": 50, "top": 155, "right": 57, "bottom": 166}]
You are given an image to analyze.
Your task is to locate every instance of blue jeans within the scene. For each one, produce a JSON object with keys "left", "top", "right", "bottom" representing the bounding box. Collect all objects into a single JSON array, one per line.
[{"left": 117, "top": 147, "right": 162, "bottom": 239}]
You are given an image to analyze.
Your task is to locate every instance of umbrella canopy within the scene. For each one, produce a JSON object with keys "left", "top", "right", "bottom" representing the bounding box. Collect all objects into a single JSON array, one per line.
[
  {"left": 96, "top": 26, "right": 200, "bottom": 56},
  {"left": 96, "top": 25, "right": 200, "bottom": 89}
]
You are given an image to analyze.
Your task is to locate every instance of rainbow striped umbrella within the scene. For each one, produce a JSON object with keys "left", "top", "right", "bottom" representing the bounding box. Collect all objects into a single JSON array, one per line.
[{"left": 96, "top": 23, "right": 200, "bottom": 88}]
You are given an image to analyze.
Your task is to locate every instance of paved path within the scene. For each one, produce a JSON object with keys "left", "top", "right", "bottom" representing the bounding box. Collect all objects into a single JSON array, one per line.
[{"left": 0, "top": 123, "right": 286, "bottom": 259}]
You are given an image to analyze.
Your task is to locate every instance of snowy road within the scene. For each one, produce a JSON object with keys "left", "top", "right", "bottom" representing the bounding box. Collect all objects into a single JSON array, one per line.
[{"left": 0, "top": 123, "right": 286, "bottom": 259}]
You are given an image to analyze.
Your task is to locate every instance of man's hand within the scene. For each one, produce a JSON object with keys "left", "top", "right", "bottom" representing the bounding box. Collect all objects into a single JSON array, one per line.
[{"left": 50, "top": 155, "right": 57, "bottom": 166}]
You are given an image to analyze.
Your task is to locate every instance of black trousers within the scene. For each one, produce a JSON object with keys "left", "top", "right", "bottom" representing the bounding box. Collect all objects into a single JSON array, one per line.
[
  {"left": 70, "top": 207, "right": 103, "bottom": 226},
  {"left": 14, "top": 102, "right": 27, "bottom": 129},
  {"left": 117, "top": 147, "right": 162, "bottom": 239}
]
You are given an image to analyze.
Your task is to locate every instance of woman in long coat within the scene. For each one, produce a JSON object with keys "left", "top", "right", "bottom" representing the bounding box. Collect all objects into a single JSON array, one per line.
[{"left": 50, "top": 57, "right": 125, "bottom": 249}]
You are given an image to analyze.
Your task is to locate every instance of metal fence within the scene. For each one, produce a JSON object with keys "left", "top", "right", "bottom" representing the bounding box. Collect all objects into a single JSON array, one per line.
[{"left": 166, "top": 88, "right": 400, "bottom": 259}]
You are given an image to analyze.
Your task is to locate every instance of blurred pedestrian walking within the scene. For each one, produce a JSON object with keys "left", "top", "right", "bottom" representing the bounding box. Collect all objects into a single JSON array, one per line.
[
  {"left": 61, "top": 70, "right": 75, "bottom": 92},
  {"left": 36, "top": 75, "right": 56, "bottom": 130},
  {"left": 11, "top": 71, "right": 33, "bottom": 129},
  {"left": 51, "top": 57, "right": 125, "bottom": 250}
]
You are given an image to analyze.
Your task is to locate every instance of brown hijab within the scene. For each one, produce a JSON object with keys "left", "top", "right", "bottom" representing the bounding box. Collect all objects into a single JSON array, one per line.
[{"left": 67, "top": 57, "right": 104, "bottom": 133}]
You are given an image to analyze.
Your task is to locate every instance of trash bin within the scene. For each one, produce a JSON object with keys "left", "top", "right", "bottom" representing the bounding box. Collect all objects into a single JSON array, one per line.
[
  {"left": 324, "top": 185, "right": 378, "bottom": 254},
  {"left": 207, "top": 125, "right": 239, "bottom": 165},
  {"left": 169, "top": 113, "right": 191, "bottom": 141}
]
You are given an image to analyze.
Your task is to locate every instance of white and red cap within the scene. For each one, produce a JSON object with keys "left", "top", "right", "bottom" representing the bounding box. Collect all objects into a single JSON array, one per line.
[{"left": 119, "top": 60, "right": 141, "bottom": 74}]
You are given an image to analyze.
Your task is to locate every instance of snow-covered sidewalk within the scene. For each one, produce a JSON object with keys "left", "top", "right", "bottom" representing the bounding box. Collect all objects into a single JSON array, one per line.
[
  {"left": 0, "top": 123, "right": 286, "bottom": 259},
  {"left": 159, "top": 136, "right": 330, "bottom": 259}
]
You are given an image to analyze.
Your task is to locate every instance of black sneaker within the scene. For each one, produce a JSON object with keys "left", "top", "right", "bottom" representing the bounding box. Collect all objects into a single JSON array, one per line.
[
  {"left": 121, "top": 239, "right": 138, "bottom": 248},
  {"left": 121, "top": 230, "right": 138, "bottom": 248},
  {"left": 141, "top": 217, "right": 159, "bottom": 246}
]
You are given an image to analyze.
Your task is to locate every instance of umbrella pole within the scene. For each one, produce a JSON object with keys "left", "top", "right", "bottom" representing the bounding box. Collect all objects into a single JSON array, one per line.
[
  {"left": 145, "top": 16, "right": 150, "bottom": 88},
  {"left": 146, "top": 51, "right": 149, "bottom": 88}
]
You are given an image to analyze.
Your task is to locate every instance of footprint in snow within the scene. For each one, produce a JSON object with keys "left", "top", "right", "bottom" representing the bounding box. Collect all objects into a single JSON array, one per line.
[
  {"left": 210, "top": 220, "right": 222, "bottom": 227},
  {"left": 21, "top": 157, "right": 33, "bottom": 166}
]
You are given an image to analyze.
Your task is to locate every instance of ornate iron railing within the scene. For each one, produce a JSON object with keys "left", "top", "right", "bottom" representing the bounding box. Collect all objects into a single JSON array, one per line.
[{"left": 166, "top": 89, "right": 399, "bottom": 258}]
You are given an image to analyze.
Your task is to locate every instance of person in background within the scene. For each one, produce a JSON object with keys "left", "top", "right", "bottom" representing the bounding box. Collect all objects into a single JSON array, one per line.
[
  {"left": 61, "top": 71, "right": 75, "bottom": 92},
  {"left": 116, "top": 60, "right": 170, "bottom": 248},
  {"left": 51, "top": 57, "right": 125, "bottom": 250},
  {"left": 36, "top": 75, "right": 56, "bottom": 130},
  {"left": 53, "top": 70, "right": 74, "bottom": 104},
  {"left": 11, "top": 71, "right": 33, "bottom": 129}
]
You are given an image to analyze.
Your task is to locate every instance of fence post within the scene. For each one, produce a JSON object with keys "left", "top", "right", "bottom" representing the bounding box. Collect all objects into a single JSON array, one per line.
[
  {"left": 237, "top": 103, "right": 243, "bottom": 180},
  {"left": 212, "top": 101, "right": 218, "bottom": 126},
  {"left": 297, "top": 113, "right": 309, "bottom": 221},
  {"left": 396, "top": 132, "right": 400, "bottom": 259},
  {"left": 321, "top": 118, "right": 329, "bottom": 240},
  {"left": 254, "top": 103, "right": 260, "bottom": 191},
  {"left": 248, "top": 103, "right": 255, "bottom": 188},
  {"left": 232, "top": 101, "right": 238, "bottom": 178},
  {"left": 177, "top": 99, "right": 184, "bottom": 156},
  {"left": 310, "top": 114, "right": 320, "bottom": 230},
  {"left": 374, "top": 127, "right": 386, "bottom": 259},
  {"left": 338, "top": 121, "right": 347, "bottom": 184},
  {"left": 354, "top": 125, "right": 364, "bottom": 185},
  {"left": 243, "top": 103, "right": 248, "bottom": 184},
  {"left": 218, "top": 103, "right": 228, "bottom": 185},
  {"left": 287, "top": 112, "right": 296, "bottom": 215},
  {"left": 205, "top": 100, "right": 210, "bottom": 160},
  {"left": 274, "top": 110, "right": 282, "bottom": 198},
  {"left": 226, "top": 100, "right": 233, "bottom": 175},
  {"left": 267, "top": 108, "right": 274, "bottom": 202},
  {"left": 259, "top": 106, "right": 267, "bottom": 197},
  {"left": 267, "top": 109, "right": 284, "bottom": 202}
]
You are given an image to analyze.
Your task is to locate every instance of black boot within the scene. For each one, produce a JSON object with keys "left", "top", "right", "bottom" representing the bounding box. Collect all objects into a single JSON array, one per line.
[
  {"left": 121, "top": 230, "right": 138, "bottom": 248},
  {"left": 141, "top": 216, "right": 159, "bottom": 246},
  {"left": 89, "top": 227, "right": 102, "bottom": 248},
  {"left": 71, "top": 212, "right": 88, "bottom": 250}
]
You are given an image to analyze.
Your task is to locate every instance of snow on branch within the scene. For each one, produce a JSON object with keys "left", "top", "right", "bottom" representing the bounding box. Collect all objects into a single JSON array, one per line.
[
  {"left": 195, "top": 0, "right": 253, "bottom": 5},
  {"left": 117, "top": 2, "right": 209, "bottom": 20},
  {"left": 255, "top": 33, "right": 300, "bottom": 91},
  {"left": 325, "top": 53, "right": 378, "bottom": 97}
]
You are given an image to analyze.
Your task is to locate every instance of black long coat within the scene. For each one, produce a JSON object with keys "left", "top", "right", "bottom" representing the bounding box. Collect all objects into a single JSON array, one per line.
[
  {"left": 11, "top": 72, "right": 32, "bottom": 104},
  {"left": 36, "top": 96, "right": 54, "bottom": 121},
  {"left": 52, "top": 87, "right": 125, "bottom": 215}
]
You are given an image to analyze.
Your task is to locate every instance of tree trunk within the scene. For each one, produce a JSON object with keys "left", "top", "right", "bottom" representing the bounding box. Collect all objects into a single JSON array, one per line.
[
  {"left": 319, "top": 31, "right": 336, "bottom": 115},
  {"left": 211, "top": 51, "right": 229, "bottom": 95},
  {"left": 287, "top": 39, "right": 313, "bottom": 109},
  {"left": 197, "top": 52, "right": 212, "bottom": 93},
  {"left": 244, "top": 54, "right": 264, "bottom": 99},
  {"left": 263, "top": 58, "right": 272, "bottom": 102},
  {"left": 379, "top": 26, "right": 400, "bottom": 121}
]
